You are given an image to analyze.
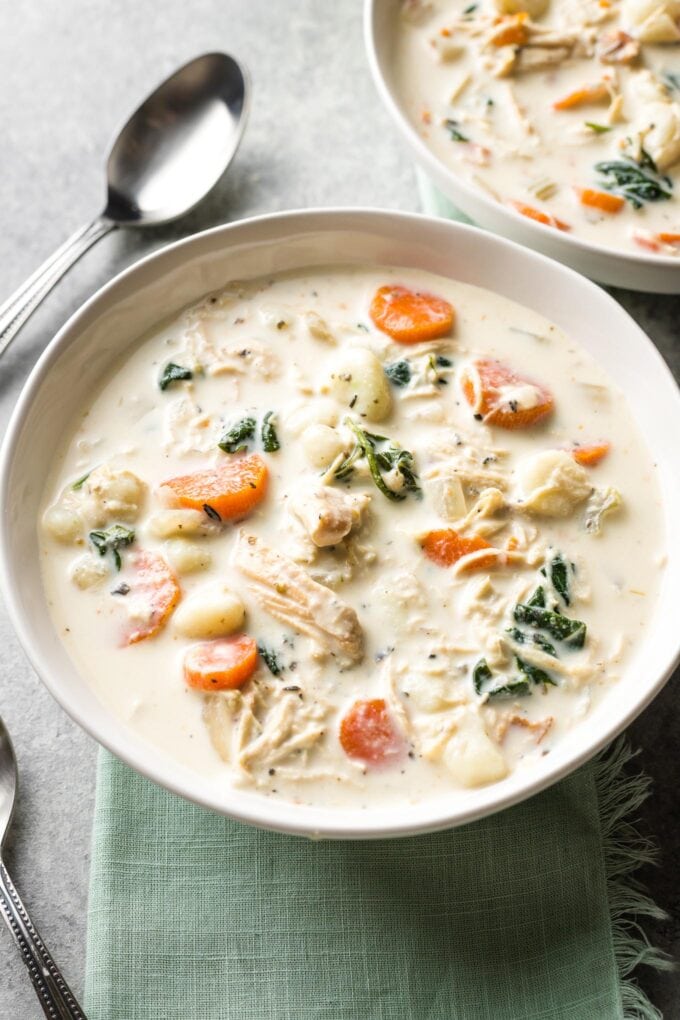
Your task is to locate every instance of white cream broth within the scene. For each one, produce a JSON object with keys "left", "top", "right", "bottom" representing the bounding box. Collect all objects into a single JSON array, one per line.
[
  {"left": 394, "top": 0, "right": 680, "bottom": 254},
  {"left": 39, "top": 265, "right": 664, "bottom": 810}
]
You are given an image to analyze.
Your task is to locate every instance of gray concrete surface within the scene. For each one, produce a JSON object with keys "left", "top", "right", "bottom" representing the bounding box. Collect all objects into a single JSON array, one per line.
[{"left": 0, "top": 1, "right": 678, "bottom": 1017}]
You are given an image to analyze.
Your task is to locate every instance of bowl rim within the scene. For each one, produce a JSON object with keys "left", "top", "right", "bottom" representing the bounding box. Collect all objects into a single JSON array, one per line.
[
  {"left": 363, "top": 0, "right": 680, "bottom": 273},
  {"left": 2, "top": 206, "right": 680, "bottom": 839}
]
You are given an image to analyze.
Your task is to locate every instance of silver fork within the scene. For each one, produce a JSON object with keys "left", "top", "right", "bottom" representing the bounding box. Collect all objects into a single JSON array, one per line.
[{"left": 0, "top": 715, "right": 88, "bottom": 1018}]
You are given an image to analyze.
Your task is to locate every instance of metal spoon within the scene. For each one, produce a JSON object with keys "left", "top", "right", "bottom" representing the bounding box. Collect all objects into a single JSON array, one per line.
[
  {"left": 0, "top": 715, "right": 87, "bottom": 1018},
  {"left": 0, "top": 51, "right": 249, "bottom": 359}
]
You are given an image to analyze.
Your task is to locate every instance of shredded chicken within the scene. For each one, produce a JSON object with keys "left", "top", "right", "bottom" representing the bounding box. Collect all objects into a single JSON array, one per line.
[
  {"left": 234, "top": 531, "right": 364, "bottom": 666},
  {"left": 203, "top": 683, "right": 328, "bottom": 777},
  {"left": 288, "top": 486, "right": 370, "bottom": 548}
]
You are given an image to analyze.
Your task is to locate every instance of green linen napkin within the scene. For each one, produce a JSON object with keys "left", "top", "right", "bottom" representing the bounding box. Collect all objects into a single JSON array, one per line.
[
  {"left": 85, "top": 742, "right": 668, "bottom": 1019},
  {"left": 84, "top": 178, "right": 669, "bottom": 1019}
]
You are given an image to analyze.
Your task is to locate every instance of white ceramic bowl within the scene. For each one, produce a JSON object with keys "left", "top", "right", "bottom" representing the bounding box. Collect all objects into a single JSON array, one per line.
[
  {"left": 1, "top": 209, "right": 679, "bottom": 838},
  {"left": 365, "top": 0, "right": 680, "bottom": 294}
]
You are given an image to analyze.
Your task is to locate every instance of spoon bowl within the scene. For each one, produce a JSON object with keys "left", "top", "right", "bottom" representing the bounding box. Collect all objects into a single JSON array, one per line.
[
  {"left": 0, "top": 52, "right": 250, "bottom": 358},
  {"left": 105, "top": 53, "right": 249, "bottom": 225}
]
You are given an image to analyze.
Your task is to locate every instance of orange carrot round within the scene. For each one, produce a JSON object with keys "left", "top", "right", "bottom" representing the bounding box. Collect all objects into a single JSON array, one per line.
[
  {"left": 339, "top": 699, "right": 406, "bottom": 767},
  {"left": 578, "top": 189, "right": 625, "bottom": 214},
  {"left": 572, "top": 441, "right": 610, "bottom": 467},
  {"left": 510, "top": 202, "right": 570, "bottom": 232},
  {"left": 183, "top": 635, "right": 259, "bottom": 691},
  {"left": 162, "top": 454, "right": 268, "bottom": 521},
  {"left": 369, "top": 285, "right": 455, "bottom": 343},
  {"left": 420, "top": 529, "right": 497, "bottom": 570},
  {"left": 125, "top": 551, "right": 180, "bottom": 645},
  {"left": 657, "top": 232, "right": 680, "bottom": 245},
  {"left": 460, "top": 357, "right": 554, "bottom": 429}
]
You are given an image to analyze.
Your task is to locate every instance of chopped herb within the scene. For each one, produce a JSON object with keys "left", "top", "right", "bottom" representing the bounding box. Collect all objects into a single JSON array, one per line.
[
  {"left": 444, "top": 118, "right": 469, "bottom": 142},
  {"left": 506, "top": 626, "right": 557, "bottom": 658},
  {"left": 473, "top": 657, "right": 532, "bottom": 699},
  {"left": 487, "top": 677, "right": 532, "bottom": 699},
  {"left": 514, "top": 603, "right": 586, "bottom": 649},
  {"left": 662, "top": 71, "right": 680, "bottom": 92},
  {"left": 527, "top": 586, "right": 546, "bottom": 608},
  {"left": 336, "top": 419, "right": 421, "bottom": 502},
  {"left": 89, "top": 524, "right": 135, "bottom": 570},
  {"left": 548, "top": 553, "right": 570, "bottom": 606},
  {"left": 516, "top": 656, "right": 556, "bottom": 688},
  {"left": 111, "top": 582, "right": 130, "bottom": 596},
  {"left": 218, "top": 416, "right": 256, "bottom": 454},
  {"left": 356, "top": 323, "right": 369, "bottom": 332},
  {"left": 585, "top": 122, "right": 611, "bottom": 134},
  {"left": 427, "top": 354, "right": 452, "bottom": 385},
  {"left": 261, "top": 411, "right": 280, "bottom": 453},
  {"left": 462, "top": 2, "right": 478, "bottom": 13},
  {"left": 159, "top": 362, "right": 193, "bottom": 391},
  {"left": 384, "top": 360, "right": 412, "bottom": 387},
  {"left": 595, "top": 151, "right": 672, "bottom": 209},
  {"left": 257, "top": 642, "right": 283, "bottom": 676},
  {"left": 202, "top": 503, "right": 221, "bottom": 522},
  {"left": 71, "top": 470, "right": 91, "bottom": 491},
  {"left": 473, "top": 658, "right": 492, "bottom": 695}
]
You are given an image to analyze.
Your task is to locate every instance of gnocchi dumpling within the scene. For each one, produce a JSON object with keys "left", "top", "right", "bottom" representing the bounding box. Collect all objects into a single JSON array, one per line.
[
  {"left": 284, "top": 398, "right": 340, "bottom": 437},
  {"left": 493, "top": 0, "right": 549, "bottom": 18},
  {"left": 443, "top": 714, "right": 509, "bottom": 787},
  {"left": 324, "top": 347, "right": 393, "bottom": 422},
  {"left": 164, "top": 539, "right": 212, "bottom": 575},
  {"left": 43, "top": 504, "right": 83, "bottom": 545},
  {"left": 69, "top": 554, "right": 109, "bottom": 590},
  {"left": 516, "top": 450, "right": 592, "bottom": 518},
  {"left": 147, "top": 508, "right": 214, "bottom": 539},
  {"left": 173, "top": 582, "right": 245, "bottom": 638},
  {"left": 301, "top": 423, "right": 347, "bottom": 469},
  {"left": 80, "top": 465, "right": 146, "bottom": 527},
  {"left": 623, "top": 0, "right": 680, "bottom": 41}
]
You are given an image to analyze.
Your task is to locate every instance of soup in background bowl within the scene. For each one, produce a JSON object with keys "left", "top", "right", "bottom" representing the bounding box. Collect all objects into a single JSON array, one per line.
[{"left": 366, "top": 0, "right": 680, "bottom": 291}]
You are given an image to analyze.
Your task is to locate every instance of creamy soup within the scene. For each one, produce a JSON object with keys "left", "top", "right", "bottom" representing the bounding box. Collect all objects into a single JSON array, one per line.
[
  {"left": 39, "top": 265, "right": 664, "bottom": 809},
  {"left": 394, "top": 0, "right": 680, "bottom": 254}
]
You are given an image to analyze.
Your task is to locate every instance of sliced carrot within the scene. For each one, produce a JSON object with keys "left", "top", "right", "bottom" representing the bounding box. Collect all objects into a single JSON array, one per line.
[
  {"left": 553, "top": 82, "right": 609, "bottom": 110},
  {"left": 339, "top": 699, "right": 406, "bottom": 767},
  {"left": 369, "top": 285, "right": 455, "bottom": 343},
  {"left": 124, "top": 551, "right": 180, "bottom": 645},
  {"left": 632, "top": 231, "right": 662, "bottom": 253},
  {"left": 578, "top": 188, "right": 625, "bottom": 214},
  {"left": 162, "top": 454, "right": 268, "bottom": 521},
  {"left": 489, "top": 13, "right": 529, "bottom": 47},
  {"left": 510, "top": 201, "right": 570, "bottom": 232},
  {"left": 571, "top": 441, "right": 610, "bottom": 467},
  {"left": 657, "top": 232, "right": 680, "bottom": 245},
  {"left": 460, "top": 357, "right": 554, "bottom": 429},
  {"left": 420, "top": 529, "right": 499, "bottom": 571},
  {"left": 183, "top": 635, "right": 258, "bottom": 692}
]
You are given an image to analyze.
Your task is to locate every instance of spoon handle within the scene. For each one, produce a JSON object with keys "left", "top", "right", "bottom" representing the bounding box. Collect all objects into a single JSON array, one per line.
[
  {"left": 0, "top": 216, "right": 115, "bottom": 360},
  {"left": 0, "top": 859, "right": 88, "bottom": 1018}
]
